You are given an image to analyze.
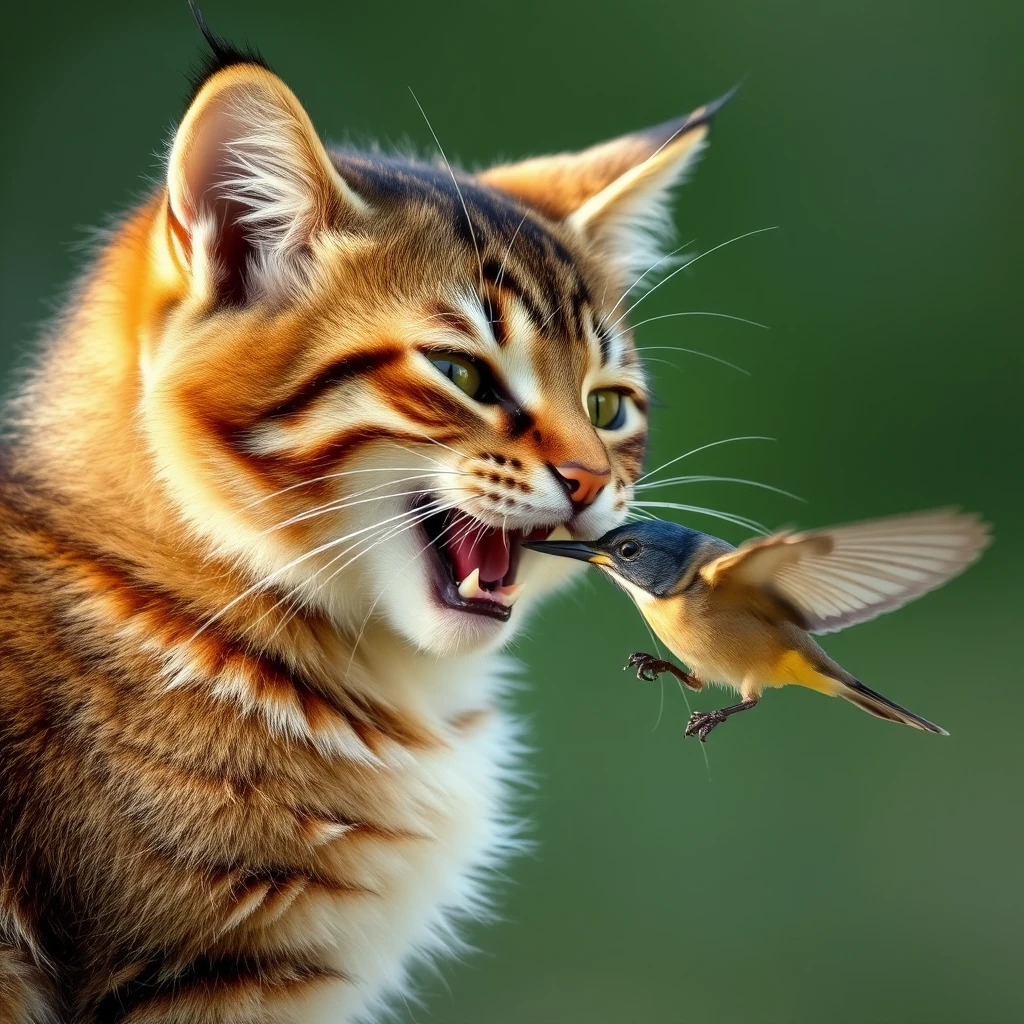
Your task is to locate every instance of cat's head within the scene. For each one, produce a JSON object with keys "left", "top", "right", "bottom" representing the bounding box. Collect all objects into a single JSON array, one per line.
[{"left": 139, "top": 55, "right": 721, "bottom": 655}]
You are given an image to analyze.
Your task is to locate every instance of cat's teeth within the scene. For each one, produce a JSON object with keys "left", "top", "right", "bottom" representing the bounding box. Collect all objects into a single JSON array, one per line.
[
  {"left": 457, "top": 569, "right": 523, "bottom": 608},
  {"left": 495, "top": 583, "right": 525, "bottom": 607},
  {"left": 457, "top": 568, "right": 482, "bottom": 599},
  {"left": 546, "top": 525, "right": 572, "bottom": 541}
]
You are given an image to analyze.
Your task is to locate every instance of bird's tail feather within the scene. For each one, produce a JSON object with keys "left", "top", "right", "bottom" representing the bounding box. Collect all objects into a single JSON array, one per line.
[{"left": 834, "top": 678, "right": 948, "bottom": 735}]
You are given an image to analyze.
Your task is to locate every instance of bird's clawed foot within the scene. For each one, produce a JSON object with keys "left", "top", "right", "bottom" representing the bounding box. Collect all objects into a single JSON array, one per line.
[
  {"left": 684, "top": 709, "right": 728, "bottom": 742},
  {"left": 684, "top": 698, "right": 760, "bottom": 742},
  {"left": 625, "top": 652, "right": 702, "bottom": 690},
  {"left": 626, "top": 651, "right": 667, "bottom": 682}
]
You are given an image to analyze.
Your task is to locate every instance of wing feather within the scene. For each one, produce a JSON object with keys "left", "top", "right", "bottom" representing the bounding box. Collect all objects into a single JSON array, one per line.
[{"left": 701, "top": 509, "right": 989, "bottom": 633}]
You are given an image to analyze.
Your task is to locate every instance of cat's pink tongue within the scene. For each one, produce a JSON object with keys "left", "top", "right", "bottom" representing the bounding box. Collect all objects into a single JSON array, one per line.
[{"left": 446, "top": 513, "right": 510, "bottom": 584}]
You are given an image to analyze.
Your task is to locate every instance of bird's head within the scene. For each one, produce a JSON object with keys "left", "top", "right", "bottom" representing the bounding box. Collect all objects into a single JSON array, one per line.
[{"left": 524, "top": 519, "right": 713, "bottom": 601}]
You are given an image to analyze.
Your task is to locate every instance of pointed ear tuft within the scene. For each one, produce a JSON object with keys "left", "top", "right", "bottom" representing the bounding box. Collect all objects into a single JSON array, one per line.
[
  {"left": 479, "top": 88, "right": 737, "bottom": 283},
  {"left": 166, "top": 63, "right": 366, "bottom": 304},
  {"left": 185, "top": 0, "right": 272, "bottom": 104}
]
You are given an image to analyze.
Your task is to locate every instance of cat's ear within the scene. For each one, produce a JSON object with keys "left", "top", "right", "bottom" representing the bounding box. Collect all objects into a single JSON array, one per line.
[
  {"left": 166, "top": 63, "right": 367, "bottom": 303},
  {"left": 478, "top": 90, "right": 735, "bottom": 282}
]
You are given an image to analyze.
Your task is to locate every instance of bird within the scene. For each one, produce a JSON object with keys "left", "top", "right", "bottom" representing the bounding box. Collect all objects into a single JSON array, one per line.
[{"left": 524, "top": 509, "right": 989, "bottom": 741}]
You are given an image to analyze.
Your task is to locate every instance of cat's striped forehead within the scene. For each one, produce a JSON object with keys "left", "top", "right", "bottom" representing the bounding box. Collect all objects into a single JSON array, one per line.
[{"left": 331, "top": 151, "right": 630, "bottom": 367}]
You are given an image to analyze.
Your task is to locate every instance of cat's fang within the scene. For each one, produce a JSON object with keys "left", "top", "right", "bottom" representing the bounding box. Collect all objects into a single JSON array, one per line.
[
  {"left": 456, "top": 569, "right": 524, "bottom": 607},
  {"left": 495, "top": 583, "right": 525, "bottom": 607},
  {"left": 457, "top": 568, "right": 483, "bottom": 599}
]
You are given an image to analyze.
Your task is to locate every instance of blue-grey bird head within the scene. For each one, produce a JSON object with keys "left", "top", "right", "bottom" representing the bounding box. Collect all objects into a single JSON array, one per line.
[{"left": 525, "top": 520, "right": 725, "bottom": 596}]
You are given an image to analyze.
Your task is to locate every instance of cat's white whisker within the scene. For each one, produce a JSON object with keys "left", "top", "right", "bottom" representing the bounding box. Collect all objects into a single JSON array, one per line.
[
  {"left": 209, "top": 517, "right": 408, "bottom": 641},
  {"left": 638, "top": 347, "right": 750, "bottom": 376},
  {"left": 630, "top": 310, "right": 769, "bottom": 332},
  {"left": 611, "top": 226, "right": 778, "bottom": 331},
  {"left": 346, "top": 499, "right": 475, "bottom": 673},
  {"left": 242, "top": 466, "right": 459, "bottom": 510},
  {"left": 259, "top": 474, "right": 445, "bottom": 529},
  {"left": 260, "top": 497, "right": 461, "bottom": 638},
  {"left": 538, "top": 300, "right": 568, "bottom": 331},
  {"left": 636, "top": 474, "right": 804, "bottom": 503},
  {"left": 630, "top": 500, "right": 767, "bottom": 534},
  {"left": 266, "top": 500, "right": 463, "bottom": 641},
  {"left": 607, "top": 240, "right": 694, "bottom": 319},
  {"left": 409, "top": 432, "right": 471, "bottom": 461},
  {"left": 266, "top": 480, "right": 461, "bottom": 533},
  {"left": 634, "top": 436, "right": 775, "bottom": 486},
  {"left": 496, "top": 211, "right": 531, "bottom": 294},
  {"left": 190, "top": 501, "right": 453, "bottom": 641},
  {"left": 295, "top": 499, "right": 461, "bottom": 618},
  {"left": 391, "top": 442, "right": 451, "bottom": 470},
  {"left": 408, "top": 87, "right": 485, "bottom": 296}
]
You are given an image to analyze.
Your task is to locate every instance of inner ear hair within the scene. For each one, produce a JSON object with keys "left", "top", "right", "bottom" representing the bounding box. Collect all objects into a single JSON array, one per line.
[
  {"left": 166, "top": 62, "right": 367, "bottom": 304},
  {"left": 478, "top": 88, "right": 737, "bottom": 283}
]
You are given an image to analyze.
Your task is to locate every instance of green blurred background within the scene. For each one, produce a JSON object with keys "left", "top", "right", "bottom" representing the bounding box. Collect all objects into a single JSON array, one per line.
[{"left": 3, "top": 1, "right": 1021, "bottom": 1021}]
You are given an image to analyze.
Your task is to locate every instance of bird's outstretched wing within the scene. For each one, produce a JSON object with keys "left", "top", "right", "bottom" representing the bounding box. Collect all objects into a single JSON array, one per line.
[{"left": 700, "top": 509, "right": 990, "bottom": 633}]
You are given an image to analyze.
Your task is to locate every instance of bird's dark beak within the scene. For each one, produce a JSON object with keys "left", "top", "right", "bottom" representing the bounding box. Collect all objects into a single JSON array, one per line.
[{"left": 522, "top": 539, "right": 613, "bottom": 566}]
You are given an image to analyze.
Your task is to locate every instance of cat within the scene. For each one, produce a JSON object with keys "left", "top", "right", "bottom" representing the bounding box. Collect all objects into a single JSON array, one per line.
[{"left": 0, "top": 12, "right": 723, "bottom": 1023}]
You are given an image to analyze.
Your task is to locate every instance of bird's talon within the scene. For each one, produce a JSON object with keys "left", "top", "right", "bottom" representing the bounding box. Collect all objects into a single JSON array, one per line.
[
  {"left": 685, "top": 709, "right": 728, "bottom": 741},
  {"left": 626, "top": 652, "right": 681, "bottom": 684}
]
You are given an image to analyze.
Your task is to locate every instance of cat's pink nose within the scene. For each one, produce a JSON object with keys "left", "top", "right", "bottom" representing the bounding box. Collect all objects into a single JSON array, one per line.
[{"left": 554, "top": 463, "right": 610, "bottom": 507}]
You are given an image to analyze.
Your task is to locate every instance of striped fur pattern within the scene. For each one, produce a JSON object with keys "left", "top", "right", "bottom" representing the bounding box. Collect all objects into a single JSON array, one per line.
[{"left": 0, "top": 48, "right": 718, "bottom": 1023}]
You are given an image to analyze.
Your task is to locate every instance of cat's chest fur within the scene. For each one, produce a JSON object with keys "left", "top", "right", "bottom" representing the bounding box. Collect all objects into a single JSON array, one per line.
[{"left": 262, "top": 650, "right": 522, "bottom": 1022}]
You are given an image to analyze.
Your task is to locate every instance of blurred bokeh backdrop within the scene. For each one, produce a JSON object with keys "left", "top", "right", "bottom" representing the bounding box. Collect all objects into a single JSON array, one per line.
[{"left": 3, "top": 1, "right": 1021, "bottom": 1021}]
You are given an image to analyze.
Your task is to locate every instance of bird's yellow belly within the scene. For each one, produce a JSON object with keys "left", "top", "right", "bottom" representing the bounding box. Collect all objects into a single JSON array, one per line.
[
  {"left": 645, "top": 599, "right": 830, "bottom": 693},
  {"left": 645, "top": 602, "right": 771, "bottom": 687},
  {"left": 670, "top": 643, "right": 833, "bottom": 697}
]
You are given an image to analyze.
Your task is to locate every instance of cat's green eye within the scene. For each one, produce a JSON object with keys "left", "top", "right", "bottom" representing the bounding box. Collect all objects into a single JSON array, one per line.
[
  {"left": 430, "top": 355, "right": 482, "bottom": 398},
  {"left": 587, "top": 389, "right": 625, "bottom": 430}
]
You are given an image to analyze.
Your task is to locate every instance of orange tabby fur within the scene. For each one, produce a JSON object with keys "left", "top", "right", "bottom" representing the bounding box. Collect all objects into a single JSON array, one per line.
[{"left": 0, "top": 36, "right": 721, "bottom": 1024}]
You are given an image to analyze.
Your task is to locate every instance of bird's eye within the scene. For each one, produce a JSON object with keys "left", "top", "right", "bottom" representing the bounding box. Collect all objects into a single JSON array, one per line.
[
  {"left": 587, "top": 389, "right": 625, "bottom": 430},
  {"left": 429, "top": 354, "right": 484, "bottom": 399},
  {"left": 619, "top": 540, "right": 641, "bottom": 559}
]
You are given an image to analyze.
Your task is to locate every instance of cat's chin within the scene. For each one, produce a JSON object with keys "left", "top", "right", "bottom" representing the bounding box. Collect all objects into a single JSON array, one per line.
[{"left": 379, "top": 565, "right": 585, "bottom": 656}]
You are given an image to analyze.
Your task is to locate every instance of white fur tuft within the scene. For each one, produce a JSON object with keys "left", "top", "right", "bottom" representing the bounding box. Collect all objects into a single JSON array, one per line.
[{"left": 571, "top": 138, "right": 706, "bottom": 287}]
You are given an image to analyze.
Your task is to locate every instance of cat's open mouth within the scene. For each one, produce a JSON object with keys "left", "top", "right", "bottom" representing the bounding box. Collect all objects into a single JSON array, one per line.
[{"left": 418, "top": 502, "right": 557, "bottom": 621}]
